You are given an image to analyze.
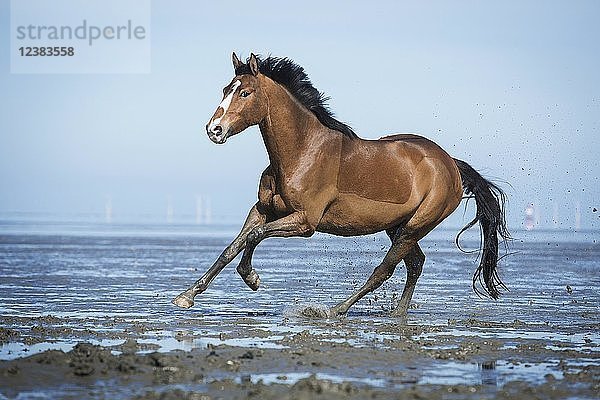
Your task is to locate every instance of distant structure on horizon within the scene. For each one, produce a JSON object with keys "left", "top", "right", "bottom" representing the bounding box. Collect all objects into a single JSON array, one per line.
[
  {"left": 524, "top": 200, "right": 586, "bottom": 231},
  {"left": 524, "top": 203, "right": 538, "bottom": 231},
  {"left": 195, "top": 195, "right": 212, "bottom": 225}
]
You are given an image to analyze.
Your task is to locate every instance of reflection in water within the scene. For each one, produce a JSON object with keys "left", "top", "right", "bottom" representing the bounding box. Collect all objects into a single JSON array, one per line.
[{"left": 479, "top": 360, "right": 497, "bottom": 386}]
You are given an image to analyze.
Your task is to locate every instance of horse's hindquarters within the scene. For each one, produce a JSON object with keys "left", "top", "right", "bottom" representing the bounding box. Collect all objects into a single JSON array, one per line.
[{"left": 318, "top": 136, "right": 463, "bottom": 237}]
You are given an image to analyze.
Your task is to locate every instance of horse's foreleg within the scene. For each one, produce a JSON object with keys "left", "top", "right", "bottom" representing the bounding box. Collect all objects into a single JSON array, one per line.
[
  {"left": 391, "top": 244, "right": 425, "bottom": 317},
  {"left": 172, "top": 204, "right": 266, "bottom": 308},
  {"left": 236, "top": 211, "right": 314, "bottom": 290},
  {"left": 329, "top": 236, "right": 417, "bottom": 317}
]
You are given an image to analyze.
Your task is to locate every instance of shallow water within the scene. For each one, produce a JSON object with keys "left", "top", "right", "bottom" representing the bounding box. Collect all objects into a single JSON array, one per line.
[{"left": 0, "top": 220, "right": 599, "bottom": 396}]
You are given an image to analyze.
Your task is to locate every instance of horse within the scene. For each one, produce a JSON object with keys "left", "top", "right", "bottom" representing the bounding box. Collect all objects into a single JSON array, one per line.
[{"left": 173, "top": 52, "right": 510, "bottom": 317}]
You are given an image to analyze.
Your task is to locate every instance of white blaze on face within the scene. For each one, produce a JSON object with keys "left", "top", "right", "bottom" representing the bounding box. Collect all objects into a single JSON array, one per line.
[{"left": 211, "top": 79, "right": 242, "bottom": 127}]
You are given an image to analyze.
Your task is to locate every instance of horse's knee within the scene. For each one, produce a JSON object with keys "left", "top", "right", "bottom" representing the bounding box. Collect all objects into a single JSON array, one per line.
[
  {"left": 246, "top": 226, "right": 265, "bottom": 247},
  {"left": 296, "top": 218, "right": 316, "bottom": 237}
]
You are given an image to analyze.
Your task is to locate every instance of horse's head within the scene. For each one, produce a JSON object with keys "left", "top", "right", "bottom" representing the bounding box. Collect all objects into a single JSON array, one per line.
[{"left": 206, "top": 52, "right": 267, "bottom": 144}]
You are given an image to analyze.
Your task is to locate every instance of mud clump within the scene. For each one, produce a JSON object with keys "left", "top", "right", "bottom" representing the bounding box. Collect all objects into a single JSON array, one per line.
[
  {"left": 291, "top": 374, "right": 359, "bottom": 396},
  {"left": 283, "top": 302, "right": 331, "bottom": 319},
  {"left": 0, "top": 327, "right": 19, "bottom": 344},
  {"left": 1, "top": 337, "right": 599, "bottom": 400},
  {"left": 134, "top": 389, "right": 211, "bottom": 400},
  {"left": 69, "top": 343, "right": 112, "bottom": 376}
]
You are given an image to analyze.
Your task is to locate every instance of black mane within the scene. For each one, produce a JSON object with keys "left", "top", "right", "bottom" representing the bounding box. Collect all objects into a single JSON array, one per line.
[{"left": 235, "top": 55, "right": 358, "bottom": 139}]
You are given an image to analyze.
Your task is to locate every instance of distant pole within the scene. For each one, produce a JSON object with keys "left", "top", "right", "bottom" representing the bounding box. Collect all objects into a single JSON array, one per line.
[
  {"left": 105, "top": 196, "right": 113, "bottom": 224},
  {"left": 167, "top": 195, "right": 174, "bottom": 224},
  {"left": 575, "top": 201, "right": 581, "bottom": 231}
]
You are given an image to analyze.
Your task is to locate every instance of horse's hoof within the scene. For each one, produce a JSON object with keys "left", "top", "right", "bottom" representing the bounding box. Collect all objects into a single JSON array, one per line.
[
  {"left": 390, "top": 301, "right": 410, "bottom": 318},
  {"left": 390, "top": 308, "right": 407, "bottom": 317},
  {"left": 244, "top": 269, "right": 261, "bottom": 291},
  {"left": 172, "top": 293, "right": 194, "bottom": 309},
  {"left": 390, "top": 309, "right": 408, "bottom": 322},
  {"left": 390, "top": 306, "right": 410, "bottom": 324},
  {"left": 328, "top": 307, "right": 343, "bottom": 318}
]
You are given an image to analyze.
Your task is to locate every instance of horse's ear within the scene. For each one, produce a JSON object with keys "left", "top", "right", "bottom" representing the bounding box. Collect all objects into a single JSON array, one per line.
[
  {"left": 249, "top": 53, "right": 259, "bottom": 76},
  {"left": 232, "top": 52, "right": 243, "bottom": 71}
]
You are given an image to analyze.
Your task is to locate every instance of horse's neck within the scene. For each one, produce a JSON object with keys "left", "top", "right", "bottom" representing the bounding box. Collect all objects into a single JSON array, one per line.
[{"left": 258, "top": 81, "right": 332, "bottom": 178}]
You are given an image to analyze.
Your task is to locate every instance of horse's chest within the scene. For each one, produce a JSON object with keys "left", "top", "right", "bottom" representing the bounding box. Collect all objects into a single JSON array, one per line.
[{"left": 265, "top": 188, "right": 289, "bottom": 215}]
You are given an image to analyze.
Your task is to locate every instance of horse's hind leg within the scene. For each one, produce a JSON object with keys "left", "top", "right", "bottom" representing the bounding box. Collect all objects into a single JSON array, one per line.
[
  {"left": 391, "top": 244, "right": 425, "bottom": 317},
  {"left": 329, "top": 233, "right": 417, "bottom": 317}
]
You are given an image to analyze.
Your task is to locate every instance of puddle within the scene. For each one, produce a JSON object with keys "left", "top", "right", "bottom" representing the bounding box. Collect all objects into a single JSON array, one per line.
[
  {"left": 231, "top": 359, "right": 571, "bottom": 388},
  {"left": 237, "top": 372, "right": 388, "bottom": 387},
  {"left": 418, "top": 328, "right": 600, "bottom": 352},
  {"left": 0, "top": 339, "right": 124, "bottom": 360},
  {"left": 418, "top": 360, "right": 564, "bottom": 386},
  {"left": 0, "top": 334, "right": 288, "bottom": 361},
  {"left": 136, "top": 335, "right": 286, "bottom": 353}
]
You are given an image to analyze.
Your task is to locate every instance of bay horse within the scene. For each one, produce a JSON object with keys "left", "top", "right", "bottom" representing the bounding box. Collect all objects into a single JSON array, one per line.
[{"left": 173, "top": 53, "right": 510, "bottom": 317}]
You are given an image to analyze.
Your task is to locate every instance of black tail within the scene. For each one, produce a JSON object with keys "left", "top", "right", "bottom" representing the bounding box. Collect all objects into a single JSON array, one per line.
[{"left": 453, "top": 158, "right": 510, "bottom": 299}]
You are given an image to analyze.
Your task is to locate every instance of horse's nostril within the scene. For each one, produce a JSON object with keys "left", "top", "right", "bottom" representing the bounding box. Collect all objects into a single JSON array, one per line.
[{"left": 212, "top": 125, "right": 222, "bottom": 135}]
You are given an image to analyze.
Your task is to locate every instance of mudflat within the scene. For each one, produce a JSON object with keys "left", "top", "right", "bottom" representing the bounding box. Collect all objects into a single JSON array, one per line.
[{"left": 0, "top": 222, "right": 598, "bottom": 399}]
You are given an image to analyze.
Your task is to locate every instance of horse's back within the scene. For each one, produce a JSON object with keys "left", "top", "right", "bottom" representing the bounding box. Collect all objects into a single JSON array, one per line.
[
  {"left": 378, "top": 133, "right": 449, "bottom": 155},
  {"left": 379, "top": 133, "right": 425, "bottom": 141},
  {"left": 337, "top": 133, "right": 459, "bottom": 200}
]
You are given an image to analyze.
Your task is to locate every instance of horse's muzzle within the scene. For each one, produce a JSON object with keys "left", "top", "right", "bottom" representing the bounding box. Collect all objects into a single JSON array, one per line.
[{"left": 206, "top": 123, "right": 229, "bottom": 144}]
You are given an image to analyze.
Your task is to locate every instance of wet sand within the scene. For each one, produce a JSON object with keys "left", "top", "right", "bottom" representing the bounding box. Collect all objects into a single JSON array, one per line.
[{"left": 0, "top": 222, "right": 598, "bottom": 399}]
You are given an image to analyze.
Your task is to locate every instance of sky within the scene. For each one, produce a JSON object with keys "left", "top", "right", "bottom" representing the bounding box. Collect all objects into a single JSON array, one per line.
[{"left": 0, "top": 0, "right": 599, "bottom": 230}]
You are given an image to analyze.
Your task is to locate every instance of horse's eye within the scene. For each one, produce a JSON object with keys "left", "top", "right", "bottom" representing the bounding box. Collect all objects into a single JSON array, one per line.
[{"left": 240, "top": 90, "right": 250, "bottom": 98}]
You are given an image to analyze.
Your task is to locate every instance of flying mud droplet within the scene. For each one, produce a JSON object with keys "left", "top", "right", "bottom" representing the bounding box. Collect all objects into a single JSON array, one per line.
[{"left": 282, "top": 303, "right": 331, "bottom": 319}]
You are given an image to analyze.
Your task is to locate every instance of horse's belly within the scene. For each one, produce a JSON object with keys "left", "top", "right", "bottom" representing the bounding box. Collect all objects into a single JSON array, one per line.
[{"left": 316, "top": 194, "right": 415, "bottom": 236}]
